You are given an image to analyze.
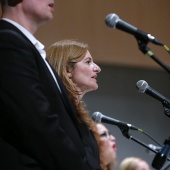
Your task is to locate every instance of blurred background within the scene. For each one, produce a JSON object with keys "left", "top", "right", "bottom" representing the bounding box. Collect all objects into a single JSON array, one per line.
[{"left": 1, "top": 0, "right": 170, "bottom": 169}]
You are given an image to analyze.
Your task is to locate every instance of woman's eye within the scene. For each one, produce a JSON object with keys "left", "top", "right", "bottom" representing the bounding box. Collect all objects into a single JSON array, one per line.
[
  {"left": 86, "top": 60, "right": 91, "bottom": 64},
  {"left": 100, "top": 132, "right": 107, "bottom": 137}
]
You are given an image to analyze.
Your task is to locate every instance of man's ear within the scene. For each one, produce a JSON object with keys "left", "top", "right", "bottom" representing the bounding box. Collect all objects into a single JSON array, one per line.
[{"left": 8, "top": 0, "right": 23, "bottom": 6}]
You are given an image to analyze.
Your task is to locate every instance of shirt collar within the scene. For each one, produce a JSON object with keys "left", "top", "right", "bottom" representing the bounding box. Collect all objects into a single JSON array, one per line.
[{"left": 2, "top": 18, "right": 46, "bottom": 59}]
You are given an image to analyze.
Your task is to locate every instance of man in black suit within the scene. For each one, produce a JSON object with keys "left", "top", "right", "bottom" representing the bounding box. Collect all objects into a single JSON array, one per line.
[{"left": 0, "top": 1, "right": 101, "bottom": 170}]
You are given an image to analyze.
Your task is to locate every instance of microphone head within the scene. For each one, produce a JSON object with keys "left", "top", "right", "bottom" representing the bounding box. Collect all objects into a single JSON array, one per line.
[
  {"left": 136, "top": 80, "right": 149, "bottom": 93},
  {"left": 105, "top": 13, "right": 120, "bottom": 28},
  {"left": 152, "top": 153, "right": 167, "bottom": 170},
  {"left": 92, "top": 112, "right": 103, "bottom": 123}
]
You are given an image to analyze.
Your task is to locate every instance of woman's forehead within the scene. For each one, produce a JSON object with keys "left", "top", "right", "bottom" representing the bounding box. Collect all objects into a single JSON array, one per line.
[{"left": 96, "top": 124, "right": 108, "bottom": 132}]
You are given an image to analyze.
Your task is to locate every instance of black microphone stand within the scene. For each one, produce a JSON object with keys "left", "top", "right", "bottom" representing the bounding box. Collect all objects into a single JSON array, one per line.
[
  {"left": 163, "top": 105, "right": 170, "bottom": 118},
  {"left": 118, "top": 125, "right": 170, "bottom": 162},
  {"left": 152, "top": 136, "right": 170, "bottom": 170},
  {"left": 119, "top": 125, "right": 157, "bottom": 154},
  {"left": 134, "top": 36, "right": 170, "bottom": 74}
]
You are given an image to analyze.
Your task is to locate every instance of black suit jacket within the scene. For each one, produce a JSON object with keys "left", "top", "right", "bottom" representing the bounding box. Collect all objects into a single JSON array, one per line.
[{"left": 0, "top": 20, "right": 101, "bottom": 170}]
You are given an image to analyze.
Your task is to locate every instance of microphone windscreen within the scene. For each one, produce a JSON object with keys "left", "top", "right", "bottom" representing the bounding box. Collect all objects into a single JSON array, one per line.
[
  {"left": 105, "top": 13, "right": 119, "bottom": 28},
  {"left": 152, "top": 153, "right": 166, "bottom": 170},
  {"left": 92, "top": 112, "right": 102, "bottom": 122},
  {"left": 136, "top": 80, "right": 148, "bottom": 93}
]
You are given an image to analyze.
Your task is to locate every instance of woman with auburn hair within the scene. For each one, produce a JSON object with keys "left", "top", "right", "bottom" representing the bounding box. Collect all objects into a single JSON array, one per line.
[
  {"left": 47, "top": 39, "right": 102, "bottom": 169},
  {"left": 47, "top": 39, "right": 101, "bottom": 129}
]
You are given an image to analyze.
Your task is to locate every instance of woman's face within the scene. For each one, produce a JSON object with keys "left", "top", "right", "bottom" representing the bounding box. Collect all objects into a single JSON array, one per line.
[
  {"left": 68, "top": 50, "right": 101, "bottom": 95},
  {"left": 96, "top": 123, "right": 117, "bottom": 166}
]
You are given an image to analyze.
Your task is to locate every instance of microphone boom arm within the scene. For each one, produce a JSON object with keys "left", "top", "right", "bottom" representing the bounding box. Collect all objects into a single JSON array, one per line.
[
  {"left": 118, "top": 126, "right": 170, "bottom": 161},
  {"left": 135, "top": 37, "right": 170, "bottom": 74}
]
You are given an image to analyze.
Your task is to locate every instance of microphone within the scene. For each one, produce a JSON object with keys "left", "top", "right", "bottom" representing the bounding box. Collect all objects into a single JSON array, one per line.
[
  {"left": 136, "top": 80, "right": 170, "bottom": 109},
  {"left": 152, "top": 137, "right": 170, "bottom": 170},
  {"left": 105, "top": 13, "right": 163, "bottom": 46},
  {"left": 92, "top": 111, "right": 142, "bottom": 131}
]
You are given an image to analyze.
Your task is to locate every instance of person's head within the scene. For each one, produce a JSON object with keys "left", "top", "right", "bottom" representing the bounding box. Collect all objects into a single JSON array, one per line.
[
  {"left": 120, "top": 157, "right": 150, "bottom": 170},
  {"left": 0, "top": 0, "right": 55, "bottom": 33},
  {"left": 47, "top": 39, "right": 101, "bottom": 99},
  {"left": 93, "top": 123, "right": 117, "bottom": 170}
]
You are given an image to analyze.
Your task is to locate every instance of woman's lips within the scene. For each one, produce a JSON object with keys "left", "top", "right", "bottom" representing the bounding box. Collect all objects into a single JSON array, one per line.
[{"left": 113, "top": 144, "right": 117, "bottom": 152}]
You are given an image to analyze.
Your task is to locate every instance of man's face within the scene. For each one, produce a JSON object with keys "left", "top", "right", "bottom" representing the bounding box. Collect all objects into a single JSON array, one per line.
[{"left": 22, "top": 0, "right": 55, "bottom": 24}]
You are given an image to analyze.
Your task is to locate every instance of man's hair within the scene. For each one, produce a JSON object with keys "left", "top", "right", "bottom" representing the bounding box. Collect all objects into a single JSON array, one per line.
[
  {"left": 0, "top": 0, "right": 6, "bottom": 5},
  {"left": 0, "top": 0, "right": 6, "bottom": 11},
  {"left": 0, "top": 0, "right": 23, "bottom": 6}
]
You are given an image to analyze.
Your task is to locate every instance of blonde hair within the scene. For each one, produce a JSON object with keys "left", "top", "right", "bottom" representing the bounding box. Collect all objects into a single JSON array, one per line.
[
  {"left": 120, "top": 157, "right": 144, "bottom": 170},
  {"left": 47, "top": 39, "right": 95, "bottom": 129}
]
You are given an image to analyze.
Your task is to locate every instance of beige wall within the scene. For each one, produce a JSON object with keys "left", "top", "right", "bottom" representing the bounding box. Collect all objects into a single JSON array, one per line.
[{"left": 1, "top": 0, "right": 170, "bottom": 70}]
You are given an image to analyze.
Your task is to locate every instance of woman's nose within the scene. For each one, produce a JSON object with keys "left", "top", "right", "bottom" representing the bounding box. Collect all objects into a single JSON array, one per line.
[
  {"left": 110, "top": 135, "right": 116, "bottom": 142},
  {"left": 93, "top": 63, "right": 101, "bottom": 73}
]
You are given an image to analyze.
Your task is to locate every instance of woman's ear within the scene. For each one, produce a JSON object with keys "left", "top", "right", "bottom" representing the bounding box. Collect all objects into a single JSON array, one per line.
[{"left": 67, "top": 67, "right": 73, "bottom": 78}]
